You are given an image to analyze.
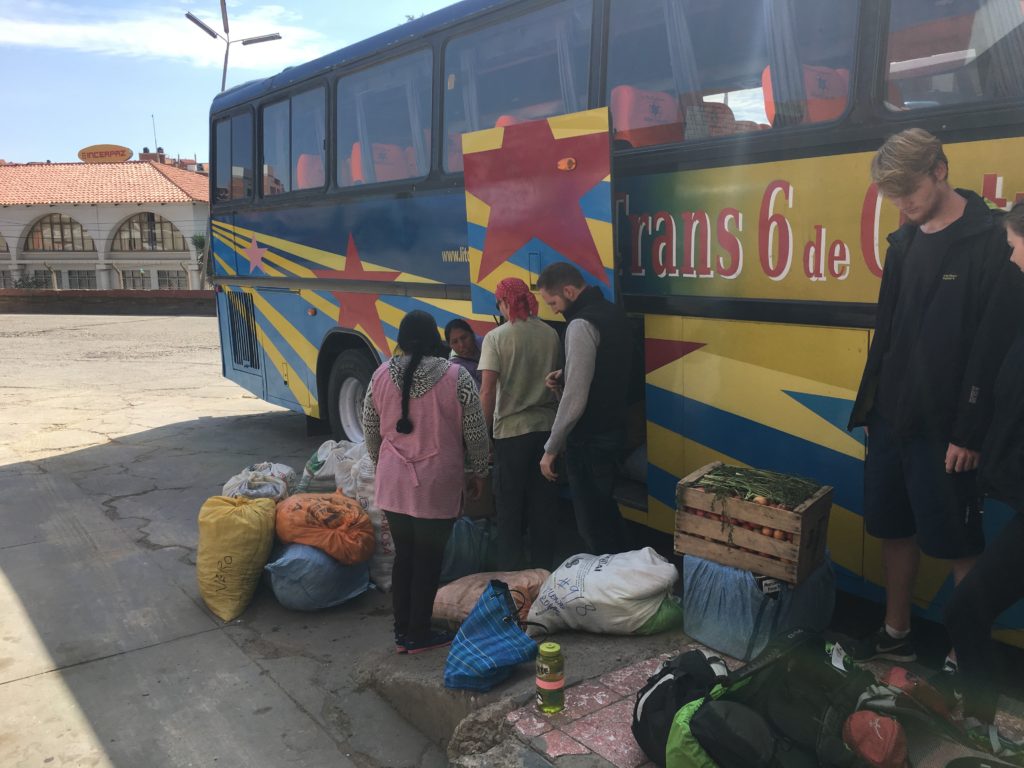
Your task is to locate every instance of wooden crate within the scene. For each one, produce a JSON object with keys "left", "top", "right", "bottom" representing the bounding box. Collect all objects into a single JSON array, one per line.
[{"left": 674, "top": 461, "right": 832, "bottom": 585}]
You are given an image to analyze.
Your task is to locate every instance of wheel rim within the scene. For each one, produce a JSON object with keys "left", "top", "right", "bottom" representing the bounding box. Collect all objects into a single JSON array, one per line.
[{"left": 338, "top": 378, "right": 366, "bottom": 442}]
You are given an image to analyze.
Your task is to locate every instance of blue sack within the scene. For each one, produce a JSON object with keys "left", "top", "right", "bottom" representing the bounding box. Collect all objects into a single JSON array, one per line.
[
  {"left": 265, "top": 543, "right": 370, "bottom": 611},
  {"left": 682, "top": 553, "right": 835, "bottom": 661},
  {"left": 444, "top": 580, "right": 537, "bottom": 692}
]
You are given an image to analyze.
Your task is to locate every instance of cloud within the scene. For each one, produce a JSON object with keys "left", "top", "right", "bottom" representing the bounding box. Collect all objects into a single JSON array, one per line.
[{"left": 0, "top": 3, "right": 334, "bottom": 72}]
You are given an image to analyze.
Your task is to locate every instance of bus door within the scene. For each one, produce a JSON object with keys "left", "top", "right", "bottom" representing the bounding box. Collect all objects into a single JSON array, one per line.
[{"left": 461, "top": 107, "right": 616, "bottom": 319}]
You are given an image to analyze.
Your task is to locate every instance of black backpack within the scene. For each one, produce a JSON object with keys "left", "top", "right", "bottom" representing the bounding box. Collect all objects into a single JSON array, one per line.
[
  {"left": 631, "top": 648, "right": 730, "bottom": 767},
  {"left": 637, "top": 629, "right": 879, "bottom": 767}
]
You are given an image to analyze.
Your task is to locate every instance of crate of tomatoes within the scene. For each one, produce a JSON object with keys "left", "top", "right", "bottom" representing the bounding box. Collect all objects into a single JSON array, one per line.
[{"left": 674, "top": 462, "right": 832, "bottom": 586}]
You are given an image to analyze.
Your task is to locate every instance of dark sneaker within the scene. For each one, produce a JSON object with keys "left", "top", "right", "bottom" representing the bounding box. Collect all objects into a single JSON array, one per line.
[
  {"left": 403, "top": 630, "right": 453, "bottom": 655},
  {"left": 849, "top": 626, "right": 917, "bottom": 663},
  {"left": 395, "top": 634, "right": 408, "bottom": 654}
]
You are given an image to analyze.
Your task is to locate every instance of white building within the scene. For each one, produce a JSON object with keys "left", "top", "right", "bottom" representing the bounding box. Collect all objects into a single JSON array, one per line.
[{"left": 0, "top": 161, "right": 209, "bottom": 290}]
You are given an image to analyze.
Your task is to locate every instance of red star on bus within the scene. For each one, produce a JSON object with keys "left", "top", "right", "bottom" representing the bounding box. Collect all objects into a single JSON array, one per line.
[
  {"left": 315, "top": 233, "right": 400, "bottom": 356},
  {"left": 463, "top": 118, "right": 610, "bottom": 285},
  {"left": 242, "top": 236, "right": 267, "bottom": 273}
]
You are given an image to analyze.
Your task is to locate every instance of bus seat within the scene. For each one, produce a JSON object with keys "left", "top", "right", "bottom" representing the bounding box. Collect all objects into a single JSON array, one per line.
[
  {"left": 349, "top": 142, "right": 409, "bottom": 183},
  {"left": 734, "top": 120, "right": 760, "bottom": 133},
  {"left": 350, "top": 143, "right": 366, "bottom": 184},
  {"left": 762, "top": 65, "right": 850, "bottom": 125},
  {"left": 295, "top": 153, "right": 325, "bottom": 189},
  {"left": 371, "top": 144, "right": 409, "bottom": 182},
  {"left": 495, "top": 114, "right": 522, "bottom": 127},
  {"left": 609, "top": 85, "right": 685, "bottom": 148},
  {"left": 404, "top": 146, "right": 422, "bottom": 177}
]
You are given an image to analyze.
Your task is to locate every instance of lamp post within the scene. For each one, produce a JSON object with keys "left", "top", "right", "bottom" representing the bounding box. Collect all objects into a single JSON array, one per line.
[{"left": 185, "top": 3, "right": 281, "bottom": 92}]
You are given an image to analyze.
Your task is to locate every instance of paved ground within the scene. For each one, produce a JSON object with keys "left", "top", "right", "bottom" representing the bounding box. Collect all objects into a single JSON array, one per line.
[
  {"left": 4, "top": 314, "right": 1022, "bottom": 768},
  {"left": 0, "top": 315, "right": 450, "bottom": 768}
]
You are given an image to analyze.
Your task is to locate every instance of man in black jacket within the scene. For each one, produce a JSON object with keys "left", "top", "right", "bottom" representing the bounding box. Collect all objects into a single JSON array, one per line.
[
  {"left": 848, "top": 128, "right": 1017, "bottom": 665},
  {"left": 537, "top": 262, "right": 632, "bottom": 555}
]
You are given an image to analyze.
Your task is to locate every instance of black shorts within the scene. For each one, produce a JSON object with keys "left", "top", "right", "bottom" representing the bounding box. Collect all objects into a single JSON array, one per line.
[{"left": 863, "top": 415, "right": 984, "bottom": 559}]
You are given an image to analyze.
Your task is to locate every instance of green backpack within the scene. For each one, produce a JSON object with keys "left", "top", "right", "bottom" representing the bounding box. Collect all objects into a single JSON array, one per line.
[{"left": 665, "top": 628, "right": 877, "bottom": 768}]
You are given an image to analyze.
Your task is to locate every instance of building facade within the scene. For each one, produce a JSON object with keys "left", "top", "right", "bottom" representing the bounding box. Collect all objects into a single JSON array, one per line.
[{"left": 0, "top": 161, "right": 209, "bottom": 290}]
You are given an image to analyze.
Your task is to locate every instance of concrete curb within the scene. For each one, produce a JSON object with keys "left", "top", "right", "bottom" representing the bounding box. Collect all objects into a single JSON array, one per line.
[{"left": 354, "top": 630, "right": 688, "bottom": 762}]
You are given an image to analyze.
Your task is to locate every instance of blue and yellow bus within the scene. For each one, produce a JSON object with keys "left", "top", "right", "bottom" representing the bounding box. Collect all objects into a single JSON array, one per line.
[{"left": 208, "top": 0, "right": 1024, "bottom": 639}]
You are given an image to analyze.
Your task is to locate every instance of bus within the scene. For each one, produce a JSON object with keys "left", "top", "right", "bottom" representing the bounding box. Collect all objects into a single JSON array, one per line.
[{"left": 208, "top": 0, "right": 1024, "bottom": 639}]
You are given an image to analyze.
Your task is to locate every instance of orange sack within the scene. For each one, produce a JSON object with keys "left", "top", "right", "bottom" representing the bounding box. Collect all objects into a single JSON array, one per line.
[{"left": 275, "top": 493, "right": 376, "bottom": 565}]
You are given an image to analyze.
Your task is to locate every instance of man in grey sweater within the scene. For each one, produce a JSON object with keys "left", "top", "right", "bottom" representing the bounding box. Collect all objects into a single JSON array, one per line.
[{"left": 537, "top": 263, "right": 632, "bottom": 556}]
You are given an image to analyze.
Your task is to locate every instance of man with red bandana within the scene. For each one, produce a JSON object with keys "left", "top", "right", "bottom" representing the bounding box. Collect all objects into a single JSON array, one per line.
[{"left": 478, "top": 278, "right": 562, "bottom": 570}]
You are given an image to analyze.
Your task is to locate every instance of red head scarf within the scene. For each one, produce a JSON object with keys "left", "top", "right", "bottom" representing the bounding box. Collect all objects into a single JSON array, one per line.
[{"left": 495, "top": 277, "right": 539, "bottom": 322}]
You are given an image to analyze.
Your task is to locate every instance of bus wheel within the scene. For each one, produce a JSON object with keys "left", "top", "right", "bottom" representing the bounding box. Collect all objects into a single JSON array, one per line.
[{"left": 327, "top": 350, "right": 375, "bottom": 442}]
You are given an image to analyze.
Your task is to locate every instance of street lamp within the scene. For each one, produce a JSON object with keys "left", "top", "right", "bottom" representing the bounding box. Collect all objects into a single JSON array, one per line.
[{"left": 185, "top": 2, "right": 281, "bottom": 92}]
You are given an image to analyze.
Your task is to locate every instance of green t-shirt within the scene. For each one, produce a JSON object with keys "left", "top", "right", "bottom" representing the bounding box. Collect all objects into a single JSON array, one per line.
[{"left": 478, "top": 317, "right": 561, "bottom": 439}]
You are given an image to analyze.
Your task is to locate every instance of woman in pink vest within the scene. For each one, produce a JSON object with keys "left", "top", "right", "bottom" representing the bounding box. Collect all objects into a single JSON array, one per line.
[{"left": 362, "top": 310, "right": 489, "bottom": 653}]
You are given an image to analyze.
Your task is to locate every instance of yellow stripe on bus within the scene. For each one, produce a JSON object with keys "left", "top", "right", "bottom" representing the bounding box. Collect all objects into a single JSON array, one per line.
[
  {"left": 298, "top": 289, "right": 339, "bottom": 319},
  {"left": 214, "top": 252, "right": 236, "bottom": 276},
  {"left": 223, "top": 222, "right": 344, "bottom": 270},
  {"left": 547, "top": 108, "right": 610, "bottom": 140},
  {"left": 217, "top": 228, "right": 315, "bottom": 279},
  {"left": 247, "top": 290, "right": 318, "bottom": 374},
  {"left": 465, "top": 191, "right": 490, "bottom": 227},
  {"left": 648, "top": 349, "right": 864, "bottom": 461},
  {"left": 254, "top": 321, "right": 316, "bottom": 416}
]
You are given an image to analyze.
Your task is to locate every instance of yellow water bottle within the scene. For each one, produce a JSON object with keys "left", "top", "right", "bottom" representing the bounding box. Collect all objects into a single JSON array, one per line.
[{"left": 536, "top": 642, "right": 565, "bottom": 714}]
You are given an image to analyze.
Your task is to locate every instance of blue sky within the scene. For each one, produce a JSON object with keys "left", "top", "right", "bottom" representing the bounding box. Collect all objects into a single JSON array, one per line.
[{"left": 0, "top": 0, "right": 456, "bottom": 164}]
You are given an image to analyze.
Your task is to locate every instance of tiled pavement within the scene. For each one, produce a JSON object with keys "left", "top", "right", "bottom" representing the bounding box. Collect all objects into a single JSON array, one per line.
[
  {"left": 506, "top": 644, "right": 1024, "bottom": 768},
  {"left": 506, "top": 643, "right": 744, "bottom": 767}
]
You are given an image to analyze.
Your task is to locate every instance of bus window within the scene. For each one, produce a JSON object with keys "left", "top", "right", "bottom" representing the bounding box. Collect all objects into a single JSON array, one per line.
[
  {"left": 261, "top": 87, "right": 325, "bottom": 196},
  {"left": 214, "top": 113, "right": 253, "bottom": 202},
  {"left": 231, "top": 113, "right": 253, "bottom": 200},
  {"left": 292, "top": 89, "right": 326, "bottom": 189},
  {"left": 337, "top": 49, "right": 432, "bottom": 187},
  {"left": 884, "top": 0, "right": 1024, "bottom": 111},
  {"left": 262, "top": 100, "right": 290, "bottom": 195},
  {"left": 607, "top": 0, "right": 858, "bottom": 148},
  {"left": 442, "top": 0, "right": 592, "bottom": 172},
  {"left": 214, "top": 119, "right": 231, "bottom": 202}
]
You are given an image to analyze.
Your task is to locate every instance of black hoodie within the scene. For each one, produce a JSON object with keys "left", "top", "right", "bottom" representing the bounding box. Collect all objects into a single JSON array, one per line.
[{"left": 848, "top": 189, "right": 1020, "bottom": 449}]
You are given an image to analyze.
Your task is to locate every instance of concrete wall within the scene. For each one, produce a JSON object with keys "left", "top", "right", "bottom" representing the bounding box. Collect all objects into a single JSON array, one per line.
[
  {"left": 0, "top": 289, "right": 216, "bottom": 316},
  {"left": 0, "top": 202, "right": 209, "bottom": 290}
]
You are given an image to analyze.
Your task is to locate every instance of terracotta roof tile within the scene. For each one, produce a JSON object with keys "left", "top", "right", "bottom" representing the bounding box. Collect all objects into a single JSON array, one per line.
[{"left": 0, "top": 161, "right": 210, "bottom": 205}]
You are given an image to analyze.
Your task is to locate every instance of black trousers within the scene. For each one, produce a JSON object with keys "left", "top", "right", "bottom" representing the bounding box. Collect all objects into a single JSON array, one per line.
[
  {"left": 565, "top": 428, "right": 630, "bottom": 556},
  {"left": 385, "top": 512, "right": 454, "bottom": 644},
  {"left": 944, "top": 511, "right": 1024, "bottom": 722},
  {"left": 493, "top": 431, "right": 559, "bottom": 571}
]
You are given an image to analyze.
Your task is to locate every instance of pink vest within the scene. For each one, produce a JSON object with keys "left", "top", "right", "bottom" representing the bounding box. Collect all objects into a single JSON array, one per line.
[{"left": 371, "top": 363, "right": 465, "bottom": 519}]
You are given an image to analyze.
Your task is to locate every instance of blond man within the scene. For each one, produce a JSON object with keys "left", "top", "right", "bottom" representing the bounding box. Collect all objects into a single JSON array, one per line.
[{"left": 848, "top": 128, "right": 1017, "bottom": 670}]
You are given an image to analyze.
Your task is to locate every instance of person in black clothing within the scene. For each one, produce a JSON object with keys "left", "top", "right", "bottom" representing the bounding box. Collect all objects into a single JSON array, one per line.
[
  {"left": 536, "top": 262, "right": 632, "bottom": 555},
  {"left": 847, "top": 129, "right": 1019, "bottom": 664},
  {"left": 944, "top": 202, "right": 1024, "bottom": 736}
]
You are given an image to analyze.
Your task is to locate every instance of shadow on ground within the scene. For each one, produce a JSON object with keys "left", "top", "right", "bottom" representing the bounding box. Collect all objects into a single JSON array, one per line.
[{"left": 0, "top": 410, "right": 450, "bottom": 768}]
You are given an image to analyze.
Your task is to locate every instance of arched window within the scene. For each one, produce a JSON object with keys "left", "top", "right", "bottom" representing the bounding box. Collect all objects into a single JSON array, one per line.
[
  {"left": 111, "top": 212, "right": 188, "bottom": 252},
  {"left": 0, "top": 234, "right": 8, "bottom": 252},
  {"left": 24, "top": 214, "right": 96, "bottom": 252}
]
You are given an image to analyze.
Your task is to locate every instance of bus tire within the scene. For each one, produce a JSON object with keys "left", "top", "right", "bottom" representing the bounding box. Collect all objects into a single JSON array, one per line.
[{"left": 326, "top": 350, "right": 376, "bottom": 442}]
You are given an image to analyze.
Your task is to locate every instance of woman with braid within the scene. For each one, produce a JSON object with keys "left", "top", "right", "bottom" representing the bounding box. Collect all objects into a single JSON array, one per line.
[{"left": 362, "top": 310, "right": 489, "bottom": 654}]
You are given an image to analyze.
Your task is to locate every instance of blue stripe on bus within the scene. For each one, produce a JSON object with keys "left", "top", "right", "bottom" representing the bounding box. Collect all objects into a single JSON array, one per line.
[
  {"left": 467, "top": 222, "right": 487, "bottom": 253},
  {"left": 648, "top": 462, "right": 680, "bottom": 511},
  {"left": 783, "top": 390, "right": 864, "bottom": 446},
  {"left": 645, "top": 384, "right": 864, "bottom": 515},
  {"left": 579, "top": 180, "right": 612, "bottom": 223}
]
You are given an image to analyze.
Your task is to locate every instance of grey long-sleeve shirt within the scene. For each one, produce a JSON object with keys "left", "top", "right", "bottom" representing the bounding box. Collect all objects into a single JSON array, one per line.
[{"left": 544, "top": 318, "right": 599, "bottom": 455}]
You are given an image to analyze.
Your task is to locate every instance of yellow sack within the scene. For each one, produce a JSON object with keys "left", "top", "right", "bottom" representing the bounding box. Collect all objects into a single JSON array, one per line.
[{"left": 197, "top": 496, "right": 276, "bottom": 621}]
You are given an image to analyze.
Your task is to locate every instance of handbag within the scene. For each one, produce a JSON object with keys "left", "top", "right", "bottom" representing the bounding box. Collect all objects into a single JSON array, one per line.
[{"left": 443, "top": 579, "right": 537, "bottom": 692}]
